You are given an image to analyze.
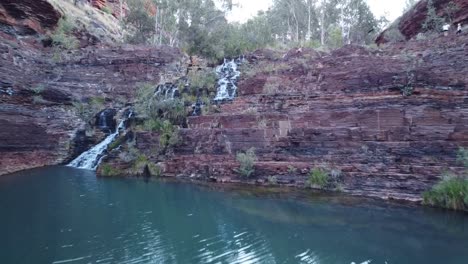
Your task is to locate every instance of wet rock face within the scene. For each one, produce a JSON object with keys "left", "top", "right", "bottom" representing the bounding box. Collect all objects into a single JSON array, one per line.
[
  {"left": 0, "top": 0, "right": 61, "bottom": 35},
  {"left": 0, "top": 30, "right": 188, "bottom": 175},
  {"left": 148, "top": 35, "right": 468, "bottom": 202},
  {"left": 376, "top": 0, "right": 468, "bottom": 45}
]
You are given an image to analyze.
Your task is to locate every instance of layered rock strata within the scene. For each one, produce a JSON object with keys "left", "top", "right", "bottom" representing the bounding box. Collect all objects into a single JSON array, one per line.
[{"left": 146, "top": 35, "right": 468, "bottom": 201}]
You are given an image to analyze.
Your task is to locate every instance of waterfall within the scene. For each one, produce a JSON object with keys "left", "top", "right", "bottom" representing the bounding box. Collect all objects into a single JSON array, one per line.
[
  {"left": 68, "top": 111, "right": 132, "bottom": 170},
  {"left": 154, "top": 83, "right": 179, "bottom": 101},
  {"left": 214, "top": 58, "right": 243, "bottom": 101}
]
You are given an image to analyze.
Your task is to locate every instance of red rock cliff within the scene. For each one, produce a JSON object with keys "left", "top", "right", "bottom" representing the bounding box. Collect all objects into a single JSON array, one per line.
[
  {"left": 376, "top": 0, "right": 468, "bottom": 45},
  {"left": 140, "top": 34, "right": 467, "bottom": 201}
]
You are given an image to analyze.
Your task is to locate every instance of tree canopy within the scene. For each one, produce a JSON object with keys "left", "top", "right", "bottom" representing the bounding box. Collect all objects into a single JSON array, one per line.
[{"left": 123, "top": 0, "right": 382, "bottom": 59}]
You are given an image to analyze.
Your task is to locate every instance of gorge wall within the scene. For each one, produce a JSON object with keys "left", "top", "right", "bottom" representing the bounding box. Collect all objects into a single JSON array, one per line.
[
  {"left": 1, "top": 0, "right": 467, "bottom": 203},
  {"left": 0, "top": 0, "right": 187, "bottom": 175},
  {"left": 376, "top": 0, "right": 468, "bottom": 45},
  {"left": 132, "top": 34, "right": 467, "bottom": 201}
]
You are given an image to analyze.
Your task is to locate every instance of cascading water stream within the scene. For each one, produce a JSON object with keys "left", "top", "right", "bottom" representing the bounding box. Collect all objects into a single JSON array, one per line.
[
  {"left": 213, "top": 57, "right": 243, "bottom": 101},
  {"left": 67, "top": 111, "right": 132, "bottom": 170}
]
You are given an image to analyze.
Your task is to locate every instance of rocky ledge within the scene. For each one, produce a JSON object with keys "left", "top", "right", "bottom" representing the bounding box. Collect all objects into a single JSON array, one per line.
[
  {"left": 0, "top": 35, "right": 187, "bottom": 175},
  {"left": 122, "top": 33, "right": 468, "bottom": 202}
]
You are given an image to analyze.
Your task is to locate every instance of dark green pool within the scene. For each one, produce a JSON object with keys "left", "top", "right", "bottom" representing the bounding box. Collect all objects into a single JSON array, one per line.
[{"left": 1, "top": 166, "right": 467, "bottom": 264}]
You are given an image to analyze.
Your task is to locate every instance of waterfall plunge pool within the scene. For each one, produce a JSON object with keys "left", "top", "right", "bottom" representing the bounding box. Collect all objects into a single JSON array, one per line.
[{"left": 1, "top": 166, "right": 468, "bottom": 264}]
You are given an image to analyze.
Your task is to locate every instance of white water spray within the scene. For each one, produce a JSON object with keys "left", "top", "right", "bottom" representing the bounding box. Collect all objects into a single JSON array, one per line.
[
  {"left": 214, "top": 58, "right": 242, "bottom": 101},
  {"left": 68, "top": 111, "right": 132, "bottom": 170}
]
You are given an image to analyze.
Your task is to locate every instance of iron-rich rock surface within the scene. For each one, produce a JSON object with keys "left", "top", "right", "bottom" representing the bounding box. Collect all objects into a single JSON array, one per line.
[
  {"left": 376, "top": 0, "right": 468, "bottom": 45},
  {"left": 0, "top": 0, "right": 61, "bottom": 35},
  {"left": 0, "top": 36, "right": 187, "bottom": 175},
  {"left": 144, "top": 34, "right": 467, "bottom": 201}
]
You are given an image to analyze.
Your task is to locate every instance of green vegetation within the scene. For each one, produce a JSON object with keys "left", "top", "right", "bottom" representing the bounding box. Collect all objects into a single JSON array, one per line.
[
  {"left": 133, "top": 155, "right": 161, "bottom": 176},
  {"left": 423, "top": 175, "right": 468, "bottom": 211},
  {"left": 135, "top": 83, "right": 186, "bottom": 124},
  {"left": 101, "top": 5, "right": 113, "bottom": 15},
  {"left": 31, "top": 84, "right": 45, "bottom": 94},
  {"left": 158, "top": 120, "right": 180, "bottom": 150},
  {"left": 308, "top": 167, "right": 329, "bottom": 188},
  {"left": 188, "top": 70, "right": 217, "bottom": 95},
  {"left": 236, "top": 148, "right": 257, "bottom": 178},
  {"left": 267, "top": 176, "right": 278, "bottom": 185},
  {"left": 72, "top": 96, "right": 106, "bottom": 123},
  {"left": 287, "top": 165, "right": 298, "bottom": 174},
  {"left": 101, "top": 164, "right": 122, "bottom": 177},
  {"left": 457, "top": 147, "right": 468, "bottom": 167},
  {"left": 51, "top": 17, "right": 79, "bottom": 50},
  {"left": 422, "top": 0, "right": 446, "bottom": 33},
  {"left": 123, "top": 0, "right": 383, "bottom": 60},
  {"left": 423, "top": 148, "right": 468, "bottom": 211}
]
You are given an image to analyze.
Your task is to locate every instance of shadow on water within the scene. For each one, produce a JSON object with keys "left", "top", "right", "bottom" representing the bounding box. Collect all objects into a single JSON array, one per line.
[{"left": 1, "top": 166, "right": 468, "bottom": 264}]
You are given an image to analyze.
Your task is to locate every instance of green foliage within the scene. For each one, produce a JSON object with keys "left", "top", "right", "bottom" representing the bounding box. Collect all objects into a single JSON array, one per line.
[
  {"left": 32, "top": 95, "right": 48, "bottom": 105},
  {"left": 327, "top": 25, "right": 343, "bottom": 49},
  {"left": 189, "top": 70, "right": 217, "bottom": 93},
  {"left": 401, "top": 71, "right": 415, "bottom": 96},
  {"left": 385, "top": 28, "right": 406, "bottom": 43},
  {"left": 422, "top": 0, "right": 446, "bottom": 33},
  {"left": 133, "top": 154, "right": 162, "bottom": 177},
  {"left": 423, "top": 147, "right": 468, "bottom": 211},
  {"left": 443, "top": 2, "right": 460, "bottom": 24},
  {"left": 101, "top": 6, "right": 112, "bottom": 15},
  {"left": 51, "top": 17, "right": 79, "bottom": 50},
  {"left": 72, "top": 97, "right": 105, "bottom": 123},
  {"left": 457, "top": 147, "right": 468, "bottom": 168},
  {"left": 308, "top": 167, "right": 329, "bottom": 188},
  {"left": 423, "top": 174, "right": 468, "bottom": 211},
  {"left": 31, "top": 84, "right": 45, "bottom": 94},
  {"left": 158, "top": 120, "right": 180, "bottom": 149},
  {"left": 236, "top": 148, "right": 257, "bottom": 178},
  {"left": 135, "top": 83, "right": 186, "bottom": 124},
  {"left": 267, "top": 175, "right": 278, "bottom": 185},
  {"left": 288, "top": 165, "right": 298, "bottom": 174},
  {"left": 122, "top": 0, "right": 379, "bottom": 59},
  {"left": 101, "top": 164, "right": 122, "bottom": 177}
]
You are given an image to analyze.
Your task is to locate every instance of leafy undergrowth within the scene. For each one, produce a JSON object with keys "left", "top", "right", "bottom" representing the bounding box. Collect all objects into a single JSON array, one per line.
[
  {"left": 423, "top": 148, "right": 468, "bottom": 211},
  {"left": 423, "top": 175, "right": 468, "bottom": 211}
]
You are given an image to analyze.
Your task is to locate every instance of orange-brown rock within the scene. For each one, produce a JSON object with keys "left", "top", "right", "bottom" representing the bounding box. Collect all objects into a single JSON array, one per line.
[
  {"left": 0, "top": 0, "right": 61, "bottom": 35},
  {"left": 376, "top": 0, "right": 468, "bottom": 45},
  {"left": 144, "top": 35, "right": 468, "bottom": 202}
]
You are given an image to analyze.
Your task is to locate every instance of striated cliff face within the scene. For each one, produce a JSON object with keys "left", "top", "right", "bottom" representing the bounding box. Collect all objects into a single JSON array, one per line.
[
  {"left": 1, "top": 0, "right": 467, "bottom": 203},
  {"left": 129, "top": 34, "right": 468, "bottom": 201},
  {"left": 0, "top": 0, "right": 61, "bottom": 35},
  {"left": 376, "top": 0, "right": 468, "bottom": 45},
  {"left": 0, "top": 37, "right": 187, "bottom": 175}
]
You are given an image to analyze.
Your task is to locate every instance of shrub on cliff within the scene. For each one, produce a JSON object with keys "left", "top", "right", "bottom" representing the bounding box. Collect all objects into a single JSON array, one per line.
[
  {"left": 423, "top": 174, "right": 468, "bottom": 211},
  {"left": 308, "top": 168, "right": 329, "bottom": 189},
  {"left": 189, "top": 70, "right": 217, "bottom": 95},
  {"left": 423, "top": 147, "right": 468, "bottom": 211},
  {"left": 236, "top": 148, "right": 257, "bottom": 178},
  {"left": 51, "top": 17, "right": 79, "bottom": 50}
]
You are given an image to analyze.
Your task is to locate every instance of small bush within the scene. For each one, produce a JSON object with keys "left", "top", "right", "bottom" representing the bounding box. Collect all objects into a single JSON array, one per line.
[
  {"left": 267, "top": 175, "right": 278, "bottom": 185},
  {"left": 423, "top": 175, "right": 468, "bottom": 211},
  {"left": 422, "top": 0, "right": 446, "bottom": 33},
  {"left": 308, "top": 167, "right": 329, "bottom": 188},
  {"left": 189, "top": 69, "right": 217, "bottom": 93},
  {"left": 159, "top": 120, "right": 180, "bottom": 150},
  {"left": 101, "top": 6, "right": 112, "bottom": 15},
  {"left": 51, "top": 17, "right": 79, "bottom": 50},
  {"left": 287, "top": 165, "right": 297, "bottom": 174},
  {"left": 236, "top": 148, "right": 257, "bottom": 178},
  {"left": 384, "top": 28, "right": 405, "bottom": 43},
  {"left": 101, "top": 163, "right": 122, "bottom": 177},
  {"left": 133, "top": 155, "right": 161, "bottom": 177},
  {"left": 457, "top": 147, "right": 468, "bottom": 167},
  {"left": 31, "top": 85, "right": 45, "bottom": 94}
]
